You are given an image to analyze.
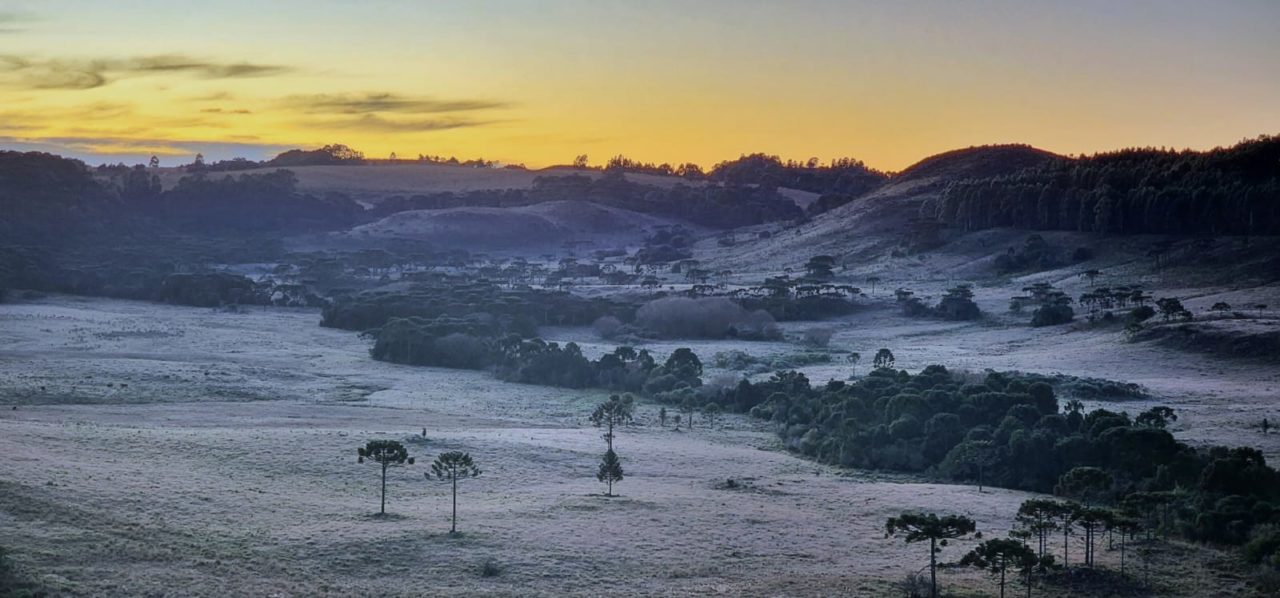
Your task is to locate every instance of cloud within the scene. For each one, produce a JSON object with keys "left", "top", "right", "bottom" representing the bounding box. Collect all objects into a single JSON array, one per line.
[
  {"left": 0, "top": 10, "right": 33, "bottom": 34},
  {"left": 316, "top": 113, "right": 499, "bottom": 132},
  {"left": 0, "top": 54, "right": 295, "bottom": 90},
  {"left": 200, "top": 107, "right": 252, "bottom": 114},
  {"left": 282, "top": 92, "right": 509, "bottom": 115}
]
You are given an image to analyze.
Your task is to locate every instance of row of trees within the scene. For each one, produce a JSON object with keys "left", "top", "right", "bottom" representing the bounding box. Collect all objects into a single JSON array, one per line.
[{"left": 934, "top": 135, "right": 1280, "bottom": 235}]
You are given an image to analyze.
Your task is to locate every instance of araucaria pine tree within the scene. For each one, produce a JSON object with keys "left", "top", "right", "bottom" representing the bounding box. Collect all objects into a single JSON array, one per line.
[
  {"left": 357, "top": 439, "right": 414, "bottom": 515},
  {"left": 597, "top": 449, "right": 624, "bottom": 496},
  {"left": 885, "top": 512, "right": 977, "bottom": 598},
  {"left": 590, "top": 394, "right": 634, "bottom": 452},
  {"left": 960, "top": 538, "right": 1038, "bottom": 598},
  {"left": 425, "top": 451, "right": 481, "bottom": 534}
]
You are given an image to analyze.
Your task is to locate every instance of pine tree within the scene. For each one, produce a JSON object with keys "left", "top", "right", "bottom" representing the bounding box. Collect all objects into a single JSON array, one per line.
[
  {"left": 356, "top": 440, "right": 415, "bottom": 515},
  {"left": 886, "top": 512, "right": 977, "bottom": 598},
  {"left": 597, "top": 449, "right": 624, "bottom": 496},
  {"left": 425, "top": 451, "right": 481, "bottom": 534}
]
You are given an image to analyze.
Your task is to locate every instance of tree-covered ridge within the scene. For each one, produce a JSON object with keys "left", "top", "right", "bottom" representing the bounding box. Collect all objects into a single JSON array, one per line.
[
  {"left": 934, "top": 135, "right": 1280, "bottom": 235},
  {"left": 370, "top": 170, "right": 803, "bottom": 229}
]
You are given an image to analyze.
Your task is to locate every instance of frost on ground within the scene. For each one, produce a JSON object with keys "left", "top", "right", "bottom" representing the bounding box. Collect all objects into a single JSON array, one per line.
[{"left": 0, "top": 296, "right": 1270, "bottom": 596}]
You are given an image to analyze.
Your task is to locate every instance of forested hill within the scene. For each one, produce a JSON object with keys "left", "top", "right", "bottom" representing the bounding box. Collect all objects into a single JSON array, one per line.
[{"left": 931, "top": 135, "right": 1280, "bottom": 235}]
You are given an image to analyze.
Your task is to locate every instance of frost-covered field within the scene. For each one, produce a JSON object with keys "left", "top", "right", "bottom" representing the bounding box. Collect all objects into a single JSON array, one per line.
[{"left": 0, "top": 296, "right": 1270, "bottom": 596}]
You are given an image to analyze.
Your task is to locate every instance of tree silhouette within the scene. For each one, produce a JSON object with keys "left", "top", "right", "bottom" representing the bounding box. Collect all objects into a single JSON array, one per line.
[
  {"left": 702, "top": 402, "right": 722, "bottom": 428},
  {"left": 597, "top": 449, "right": 624, "bottom": 496},
  {"left": 846, "top": 351, "right": 861, "bottom": 376},
  {"left": 425, "top": 451, "right": 481, "bottom": 534},
  {"left": 960, "top": 538, "right": 1037, "bottom": 598},
  {"left": 1135, "top": 406, "right": 1177, "bottom": 429},
  {"left": 590, "top": 394, "right": 635, "bottom": 452},
  {"left": 357, "top": 440, "right": 415, "bottom": 515},
  {"left": 1015, "top": 499, "right": 1062, "bottom": 559},
  {"left": 867, "top": 276, "right": 881, "bottom": 295},
  {"left": 885, "top": 512, "right": 977, "bottom": 598},
  {"left": 1073, "top": 506, "right": 1112, "bottom": 567},
  {"left": 873, "top": 348, "right": 896, "bottom": 370},
  {"left": 148, "top": 155, "right": 160, "bottom": 168}
]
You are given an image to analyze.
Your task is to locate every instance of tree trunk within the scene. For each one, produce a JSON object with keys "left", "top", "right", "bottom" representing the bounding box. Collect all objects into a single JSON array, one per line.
[
  {"left": 1063, "top": 527, "right": 1069, "bottom": 568},
  {"left": 930, "top": 538, "right": 938, "bottom": 598},
  {"left": 451, "top": 472, "right": 458, "bottom": 533},
  {"left": 999, "top": 563, "right": 1006, "bottom": 598},
  {"left": 380, "top": 462, "right": 388, "bottom": 515}
]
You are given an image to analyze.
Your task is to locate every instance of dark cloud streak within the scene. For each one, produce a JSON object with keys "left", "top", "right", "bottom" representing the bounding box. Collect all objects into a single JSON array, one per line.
[
  {"left": 0, "top": 54, "right": 296, "bottom": 90},
  {"left": 283, "top": 92, "right": 509, "bottom": 115}
]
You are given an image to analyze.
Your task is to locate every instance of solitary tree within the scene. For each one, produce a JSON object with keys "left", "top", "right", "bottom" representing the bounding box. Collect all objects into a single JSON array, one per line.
[
  {"left": 1135, "top": 406, "right": 1177, "bottom": 429},
  {"left": 590, "top": 394, "right": 635, "bottom": 452},
  {"left": 597, "top": 449, "right": 624, "bottom": 496},
  {"left": 960, "top": 538, "right": 1038, "bottom": 598},
  {"left": 658, "top": 406, "right": 668, "bottom": 427},
  {"left": 425, "top": 451, "right": 481, "bottom": 534},
  {"left": 867, "top": 276, "right": 881, "bottom": 295},
  {"left": 873, "top": 348, "right": 896, "bottom": 370},
  {"left": 885, "top": 512, "right": 977, "bottom": 598},
  {"left": 357, "top": 440, "right": 415, "bottom": 515},
  {"left": 846, "top": 351, "right": 861, "bottom": 376}
]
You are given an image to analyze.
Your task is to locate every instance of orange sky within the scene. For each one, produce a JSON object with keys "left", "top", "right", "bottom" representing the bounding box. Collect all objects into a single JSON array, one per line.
[{"left": 1, "top": 1, "right": 1277, "bottom": 170}]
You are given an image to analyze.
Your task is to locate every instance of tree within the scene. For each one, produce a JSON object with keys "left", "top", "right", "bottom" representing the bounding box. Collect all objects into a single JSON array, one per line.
[
  {"left": 680, "top": 394, "right": 700, "bottom": 430},
  {"left": 573, "top": 154, "right": 589, "bottom": 168},
  {"left": 1135, "top": 406, "right": 1177, "bottom": 429},
  {"left": 885, "top": 512, "right": 978, "bottom": 598},
  {"left": 658, "top": 406, "right": 667, "bottom": 427},
  {"left": 1015, "top": 499, "right": 1062, "bottom": 560},
  {"left": 1055, "top": 467, "right": 1113, "bottom": 506},
  {"left": 1108, "top": 514, "right": 1141, "bottom": 574},
  {"left": 873, "top": 348, "right": 896, "bottom": 370},
  {"left": 846, "top": 351, "right": 861, "bottom": 376},
  {"left": 702, "top": 402, "right": 722, "bottom": 428},
  {"left": 867, "top": 276, "right": 881, "bottom": 295},
  {"left": 960, "top": 538, "right": 1038, "bottom": 598},
  {"left": 597, "top": 449, "right": 624, "bottom": 496},
  {"left": 803, "top": 255, "right": 835, "bottom": 282},
  {"left": 357, "top": 440, "right": 415, "bottom": 515},
  {"left": 148, "top": 155, "right": 160, "bottom": 168},
  {"left": 1073, "top": 506, "right": 1112, "bottom": 567},
  {"left": 590, "top": 394, "right": 635, "bottom": 452},
  {"left": 425, "top": 451, "right": 481, "bottom": 533}
]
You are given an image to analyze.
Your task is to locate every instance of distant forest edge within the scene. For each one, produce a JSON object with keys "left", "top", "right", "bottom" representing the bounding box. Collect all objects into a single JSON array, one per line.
[
  {"left": 931, "top": 136, "right": 1280, "bottom": 236},
  {"left": 1, "top": 135, "right": 1278, "bottom": 244}
]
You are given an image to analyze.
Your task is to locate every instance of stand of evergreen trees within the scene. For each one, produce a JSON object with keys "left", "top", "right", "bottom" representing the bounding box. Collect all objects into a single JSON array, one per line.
[{"left": 934, "top": 136, "right": 1280, "bottom": 235}]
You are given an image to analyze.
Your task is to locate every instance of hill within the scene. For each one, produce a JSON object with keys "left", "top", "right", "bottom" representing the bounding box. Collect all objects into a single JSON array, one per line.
[{"left": 342, "top": 200, "right": 696, "bottom": 250}]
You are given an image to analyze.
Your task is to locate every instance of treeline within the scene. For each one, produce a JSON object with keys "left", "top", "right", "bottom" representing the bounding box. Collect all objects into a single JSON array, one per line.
[
  {"left": 708, "top": 153, "right": 888, "bottom": 196},
  {"left": 370, "top": 171, "right": 803, "bottom": 229},
  {"left": 934, "top": 135, "right": 1280, "bottom": 235},
  {"left": 320, "top": 275, "right": 629, "bottom": 333},
  {"left": 2, "top": 151, "right": 363, "bottom": 244}
]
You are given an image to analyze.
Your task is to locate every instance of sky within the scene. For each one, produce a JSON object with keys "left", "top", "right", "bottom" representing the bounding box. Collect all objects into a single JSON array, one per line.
[{"left": 1, "top": 0, "right": 1277, "bottom": 170}]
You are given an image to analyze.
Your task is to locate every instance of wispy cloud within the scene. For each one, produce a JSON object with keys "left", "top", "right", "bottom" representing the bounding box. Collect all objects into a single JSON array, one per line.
[
  {"left": 316, "top": 113, "right": 499, "bottom": 132},
  {"left": 0, "top": 54, "right": 295, "bottom": 90},
  {"left": 200, "top": 107, "right": 252, "bottom": 115},
  {"left": 282, "top": 92, "right": 509, "bottom": 115}
]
